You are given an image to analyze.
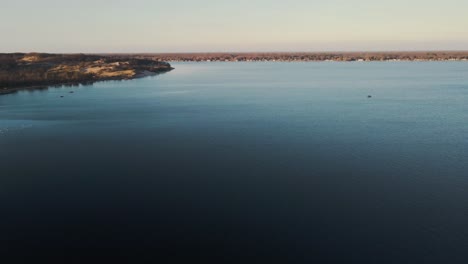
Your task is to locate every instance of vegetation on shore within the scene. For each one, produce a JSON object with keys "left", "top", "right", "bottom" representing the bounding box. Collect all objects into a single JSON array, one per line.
[
  {"left": 0, "top": 53, "right": 173, "bottom": 94},
  {"left": 128, "top": 51, "right": 468, "bottom": 62}
]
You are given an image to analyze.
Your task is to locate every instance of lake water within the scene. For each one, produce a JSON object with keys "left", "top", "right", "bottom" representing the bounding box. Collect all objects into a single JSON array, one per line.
[{"left": 1, "top": 62, "right": 468, "bottom": 263}]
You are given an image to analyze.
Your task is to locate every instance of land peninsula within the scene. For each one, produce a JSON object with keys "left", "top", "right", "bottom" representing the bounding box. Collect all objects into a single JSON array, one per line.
[{"left": 0, "top": 53, "right": 173, "bottom": 94}]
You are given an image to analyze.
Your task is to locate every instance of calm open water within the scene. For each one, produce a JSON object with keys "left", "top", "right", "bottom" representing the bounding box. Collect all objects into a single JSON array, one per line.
[{"left": 1, "top": 62, "right": 468, "bottom": 263}]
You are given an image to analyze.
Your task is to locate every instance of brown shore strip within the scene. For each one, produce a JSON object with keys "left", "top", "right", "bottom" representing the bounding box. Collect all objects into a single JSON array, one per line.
[{"left": 109, "top": 51, "right": 468, "bottom": 62}]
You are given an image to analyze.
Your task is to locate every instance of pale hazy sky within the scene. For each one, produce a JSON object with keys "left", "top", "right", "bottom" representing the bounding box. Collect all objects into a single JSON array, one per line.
[{"left": 1, "top": 0, "right": 468, "bottom": 52}]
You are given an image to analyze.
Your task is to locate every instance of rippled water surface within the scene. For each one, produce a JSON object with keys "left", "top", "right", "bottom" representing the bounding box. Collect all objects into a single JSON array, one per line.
[{"left": 1, "top": 62, "right": 468, "bottom": 263}]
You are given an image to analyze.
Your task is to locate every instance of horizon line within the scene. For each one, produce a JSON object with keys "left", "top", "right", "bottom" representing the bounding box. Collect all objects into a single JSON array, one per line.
[{"left": 4, "top": 50, "right": 468, "bottom": 55}]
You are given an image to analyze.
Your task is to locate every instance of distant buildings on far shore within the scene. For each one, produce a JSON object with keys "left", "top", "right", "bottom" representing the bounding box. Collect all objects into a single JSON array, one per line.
[{"left": 132, "top": 52, "right": 468, "bottom": 63}]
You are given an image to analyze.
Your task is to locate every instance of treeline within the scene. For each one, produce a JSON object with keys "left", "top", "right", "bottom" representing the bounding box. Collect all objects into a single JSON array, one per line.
[{"left": 135, "top": 52, "right": 468, "bottom": 62}]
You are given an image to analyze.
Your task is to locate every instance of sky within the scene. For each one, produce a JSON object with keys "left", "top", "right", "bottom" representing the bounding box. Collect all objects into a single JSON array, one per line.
[{"left": 1, "top": 0, "right": 468, "bottom": 53}]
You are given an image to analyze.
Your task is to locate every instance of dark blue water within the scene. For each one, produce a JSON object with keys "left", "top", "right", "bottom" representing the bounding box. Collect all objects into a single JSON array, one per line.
[{"left": 1, "top": 62, "right": 468, "bottom": 263}]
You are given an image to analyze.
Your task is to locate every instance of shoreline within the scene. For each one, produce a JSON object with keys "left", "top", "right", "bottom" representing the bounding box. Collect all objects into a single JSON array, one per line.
[
  {"left": 122, "top": 51, "right": 468, "bottom": 63},
  {"left": 165, "top": 59, "right": 468, "bottom": 62}
]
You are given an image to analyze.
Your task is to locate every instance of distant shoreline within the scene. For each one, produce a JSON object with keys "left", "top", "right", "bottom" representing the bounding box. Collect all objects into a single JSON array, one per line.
[
  {"left": 163, "top": 59, "right": 468, "bottom": 62},
  {"left": 114, "top": 51, "right": 468, "bottom": 62}
]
